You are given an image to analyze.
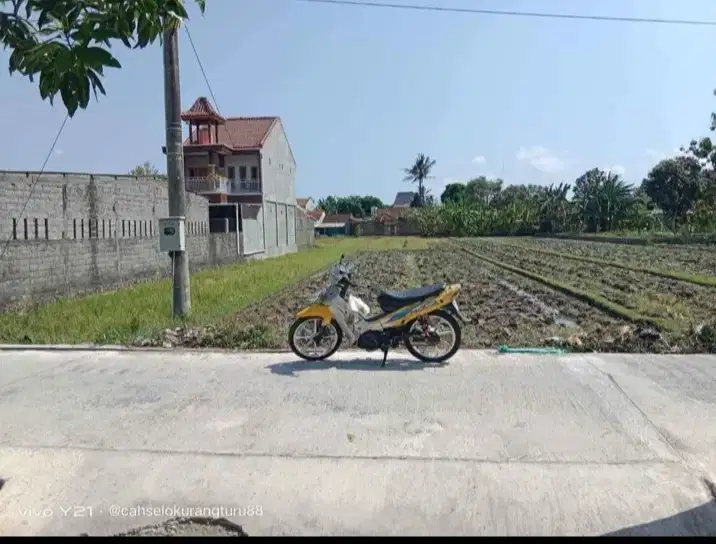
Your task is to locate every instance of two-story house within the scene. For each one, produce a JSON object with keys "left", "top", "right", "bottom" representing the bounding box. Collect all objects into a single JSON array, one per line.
[
  {"left": 178, "top": 97, "right": 295, "bottom": 204},
  {"left": 165, "top": 96, "right": 298, "bottom": 256}
]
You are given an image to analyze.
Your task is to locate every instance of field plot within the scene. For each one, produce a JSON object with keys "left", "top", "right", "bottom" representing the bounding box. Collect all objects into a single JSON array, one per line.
[
  {"left": 459, "top": 238, "right": 716, "bottom": 342},
  {"left": 225, "top": 247, "right": 642, "bottom": 351},
  {"left": 499, "top": 237, "right": 716, "bottom": 278}
]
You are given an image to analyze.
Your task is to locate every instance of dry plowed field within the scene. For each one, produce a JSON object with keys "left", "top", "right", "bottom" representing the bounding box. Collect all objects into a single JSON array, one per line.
[{"left": 222, "top": 240, "right": 716, "bottom": 353}]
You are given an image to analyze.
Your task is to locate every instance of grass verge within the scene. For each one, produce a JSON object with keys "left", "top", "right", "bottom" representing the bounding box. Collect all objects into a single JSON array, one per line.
[
  {"left": 487, "top": 239, "right": 716, "bottom": 288},
  {"left": 0, "top": 236, "right": 433, "bottom": 345},
  {"left": 454, "top": 242, "right": 669, "bottom": 332}
]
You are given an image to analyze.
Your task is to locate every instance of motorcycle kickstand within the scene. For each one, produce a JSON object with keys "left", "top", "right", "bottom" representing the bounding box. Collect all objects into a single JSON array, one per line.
[{"left": 380, "top": 346, "right": 389, "bottom": 367}]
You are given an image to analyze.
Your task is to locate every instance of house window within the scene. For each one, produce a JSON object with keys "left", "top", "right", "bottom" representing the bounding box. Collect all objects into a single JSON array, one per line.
[
  {"left": 239, "top": 166, "right": 247, "bottom": 180},
  {"left": 251, "top": 166, "right": 258, "bottom": 180},
  {"left": 219, "top": 155, "right": 225, "bottom": 168},
  {"left": 188, "top": 168, "right": 195, "bottom": 177},
  {"left": 228, "top": 166, "right": 236, "bottom": 179}
]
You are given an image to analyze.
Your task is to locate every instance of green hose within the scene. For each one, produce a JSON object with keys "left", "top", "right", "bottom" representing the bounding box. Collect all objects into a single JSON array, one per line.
[{"left": 497, "top": 345, "right": 568, "bottom": 355}]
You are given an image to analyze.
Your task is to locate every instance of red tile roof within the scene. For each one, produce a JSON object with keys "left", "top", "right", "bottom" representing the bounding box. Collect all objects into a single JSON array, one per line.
[
  {"left": 219, "top": 117, "right": 278, "bottom": 149},
  {"left": 322, "top": 213, "right": 353, "bottom": 225},
  {"left": 181, "top": 97, "right": 225, "bottom": 123},
  {"left": 183, "top": 117, "right": 278, "bottom": 150}
]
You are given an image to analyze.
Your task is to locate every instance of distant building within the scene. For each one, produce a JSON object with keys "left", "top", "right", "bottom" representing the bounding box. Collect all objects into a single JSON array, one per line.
[
  {"left": 392, "top": 191, "right": 415, "bottom": 207},
  {"left": 315, "top": 213, "right": 352, "bottom": 237},
  {"left": 167, "top": 96, "right": 296, "bottom": 209},
  {"left": 296, "top": 197, "right": 316, "bottom": 212},
  {"left": 296, "top": 197, "right": 325, "bottom": 226}
]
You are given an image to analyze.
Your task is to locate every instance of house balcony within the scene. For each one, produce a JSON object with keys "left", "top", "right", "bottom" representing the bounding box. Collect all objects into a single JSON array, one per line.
[{"left": 186, "top": 176, "right": 262, "bottom": 195}]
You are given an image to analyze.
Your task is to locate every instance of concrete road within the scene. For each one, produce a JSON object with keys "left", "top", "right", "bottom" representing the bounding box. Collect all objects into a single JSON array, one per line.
[{"left": 0, "top": 348, "right": 715, "bottom": 536}]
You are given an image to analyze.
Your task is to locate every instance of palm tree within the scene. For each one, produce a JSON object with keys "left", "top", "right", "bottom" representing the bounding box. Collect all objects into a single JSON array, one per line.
[
  {"left": 573, "top": 169, "right": 634, "bottom": 232},
  {"left": 403, "top": 153, "right": 436, "bottom": 207},
  {"left": 598, "top": 173, "right": 634, "bottom": 231},
  {"left": 538, "top": 182, "right": 571, "bottom": 233}
]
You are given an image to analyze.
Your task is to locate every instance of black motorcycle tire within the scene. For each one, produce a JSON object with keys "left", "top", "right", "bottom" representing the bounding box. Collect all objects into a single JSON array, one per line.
[
  {"left": 403, "top": 309, "right": 462, "bottom": 363},
  {"left": 288, "top": 317, "right": 343, "bottom": 361}
]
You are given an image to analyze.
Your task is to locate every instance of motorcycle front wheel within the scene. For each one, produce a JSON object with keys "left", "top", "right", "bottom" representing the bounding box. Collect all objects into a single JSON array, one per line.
[
  {"left": 403, "top": 309, "right": 462, "bottom": 363},
  {"left": 288, "top": 317, "right": 343, "bottom": 361}
]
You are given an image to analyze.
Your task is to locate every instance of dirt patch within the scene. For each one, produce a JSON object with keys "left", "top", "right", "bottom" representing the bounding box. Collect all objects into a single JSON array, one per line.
[
  {"left": 182, "top": 248, "right": 672, "bottom": 352},
  {"left": 409, "top": 248, "right": 659, "bottom": 351},
  {"left": 105, "top": 517, "right": 247, "bottom": 537},
  {"left": 140, "top": 245, "right": 713, "bottom": 353},
  {"left": 518, "top": 237, "right": 716, "bottom": 276},
  {"left": 214, "top": 250, "right": 417, "bottom": 349}
]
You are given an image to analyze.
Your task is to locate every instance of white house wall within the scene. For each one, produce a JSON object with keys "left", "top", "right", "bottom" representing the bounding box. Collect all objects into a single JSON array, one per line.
[
  {"left": 225, "top": 153, "right": 260, "bottom": 182},
  {"left": 260, "top": 120, "right": 296, "bottom": 205}
]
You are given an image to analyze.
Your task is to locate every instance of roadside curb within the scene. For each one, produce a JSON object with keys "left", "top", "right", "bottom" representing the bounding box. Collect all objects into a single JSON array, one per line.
[
  {"left": 0, "top": 344, "right": 293, "bottom": 353},
  {"left": 0, "top": 345, "right": 511, "bottom": 356}
]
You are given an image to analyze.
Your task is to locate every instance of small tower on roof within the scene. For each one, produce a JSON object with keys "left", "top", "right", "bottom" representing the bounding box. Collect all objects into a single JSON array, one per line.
[{"left": 181, "top": 97, "right": 225, "bottom": 145}]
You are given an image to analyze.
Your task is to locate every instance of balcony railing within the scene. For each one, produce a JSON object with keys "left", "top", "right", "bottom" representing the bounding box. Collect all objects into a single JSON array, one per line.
[
  {"left": 231, "top": 180, "right": 262, "bottom": 194},
  {"left": 186, "top": 176, "right": 228, "bottom": 193},
  {"left": 185, "top": 176, "right": 262, "bottom": 195}
]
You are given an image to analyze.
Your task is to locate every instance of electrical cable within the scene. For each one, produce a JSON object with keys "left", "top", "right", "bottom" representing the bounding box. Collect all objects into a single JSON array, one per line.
[
  {"left": 295, "top": 0, "right": 716, "bottom": 27},
  {"left": 0, "top": 114, "right": 69, "bottom": 263}
]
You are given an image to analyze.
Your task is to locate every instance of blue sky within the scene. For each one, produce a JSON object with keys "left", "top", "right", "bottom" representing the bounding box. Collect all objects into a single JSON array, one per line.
[{"left": 2, "top": 0, "right": 716, "bottom": 204}]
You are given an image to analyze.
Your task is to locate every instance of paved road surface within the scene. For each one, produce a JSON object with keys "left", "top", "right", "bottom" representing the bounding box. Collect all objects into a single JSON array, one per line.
[{"left": 1, "top": 349, "right": 715, "bottom": 536}]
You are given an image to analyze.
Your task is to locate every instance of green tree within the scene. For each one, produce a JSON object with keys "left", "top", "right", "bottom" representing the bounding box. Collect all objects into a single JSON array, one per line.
[
  {"left": 317, "top": 195, "right": 384, "bottom": 217},
  {"left": 358, "top": 195, "right": 384, "bottom": 216},
  {"left": 440, "top": 182, "right": 468, "bottom": 204},
  {"left": 403, "top": 153, "right": 436, "bottom": 207},
  {"left": 641, "top": 156, "right": 703, "bottom": 230},
  {"left": 537, "top": 182, "right": 571, "bottom": 233},
  {"left": 572, "top": 168, "right": 634, "bottom": 233},
  {"left": 129, "top": 161, "right": 163, "bottom": 177},
  {"left": 465, "top": 176, "right": 503, "bottom": 207},
  {"left": 494, "top": 184, "right": 545, "bottom": 208},
  {"left": 1, "top": 0, "right": 205, "bottom": 117}
]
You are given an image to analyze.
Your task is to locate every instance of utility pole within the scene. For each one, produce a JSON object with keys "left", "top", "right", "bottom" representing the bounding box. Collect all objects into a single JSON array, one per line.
[{"left": 163, "top": 24, "right": 191, "bottom": 317}]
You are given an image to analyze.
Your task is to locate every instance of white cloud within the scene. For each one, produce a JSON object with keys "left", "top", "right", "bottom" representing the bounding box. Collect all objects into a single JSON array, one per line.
[
  {"left": 53, "top": 149, "right": 64, "bottom": 156},
  {"left": 517, "top": 146, "right": 548, "bottom": 161},
  {"left": 516, "top": 145, "right": 569, "bottom": 174},
  {"left": 645, "top": 148, "right": 660, "bottom": 158},
  {"left": 472, "top": 155, "right": 486, "bottom": 164},
  {"left": 605, "top": 164, "right": 626, "bottom": 176}
]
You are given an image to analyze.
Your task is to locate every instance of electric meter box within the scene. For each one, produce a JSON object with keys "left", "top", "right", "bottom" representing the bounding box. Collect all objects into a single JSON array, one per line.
[{"left": 158, "top": 216, "right": 186, "bottom": 252}]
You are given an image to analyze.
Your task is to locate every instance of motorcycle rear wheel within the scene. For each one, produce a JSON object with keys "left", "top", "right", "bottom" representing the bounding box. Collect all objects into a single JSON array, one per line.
[
  {"left": 288, "top": 317, "right": 343, "bottom": 361},
  {"left": 403, "top": 309, "right": 462, "bottom": 363}
]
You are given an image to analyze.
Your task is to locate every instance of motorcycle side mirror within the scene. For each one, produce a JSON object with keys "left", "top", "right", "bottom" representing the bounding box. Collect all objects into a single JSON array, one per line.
[{"left": 340, "top": 253, "right": 345, "bottom": 263}]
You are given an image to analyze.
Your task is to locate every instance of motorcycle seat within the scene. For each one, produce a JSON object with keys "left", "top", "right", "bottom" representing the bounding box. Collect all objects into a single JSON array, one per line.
[{"left": 377, "top": 283, "right": 446, "bottom": 312}]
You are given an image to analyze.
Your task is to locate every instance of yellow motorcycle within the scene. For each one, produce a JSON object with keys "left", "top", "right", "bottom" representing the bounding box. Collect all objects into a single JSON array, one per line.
[{"left": 288, "top": 255, "right": 470, "bottom": 366}]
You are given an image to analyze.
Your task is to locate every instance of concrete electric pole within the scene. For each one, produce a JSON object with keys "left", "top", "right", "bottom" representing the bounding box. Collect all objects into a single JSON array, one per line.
[{"left": 163, "top": 25, "right": 191, "bottom": 317}]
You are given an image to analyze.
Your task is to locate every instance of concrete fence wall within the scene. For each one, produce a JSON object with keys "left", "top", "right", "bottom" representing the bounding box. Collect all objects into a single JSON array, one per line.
[
  {"left": 0, "top": 232, "right": 241, "bottom": 311},
  {"left": 0, "top": 171, "right": 314, "bottom": 310},
  {"left": 352, "top": 220, "right": 421, "bottom": 236},
  {"left": 240, "top": 203, "right": 265, "bottom": 255},
  {"left": 249, "top": 200, "right": 301, "bottom": 260},
  {"left": 0, "top": 171, "right": 243, "bottom": 311},
  {"left": 296, "top": 210, "right": 316, "bottom": 248}
]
